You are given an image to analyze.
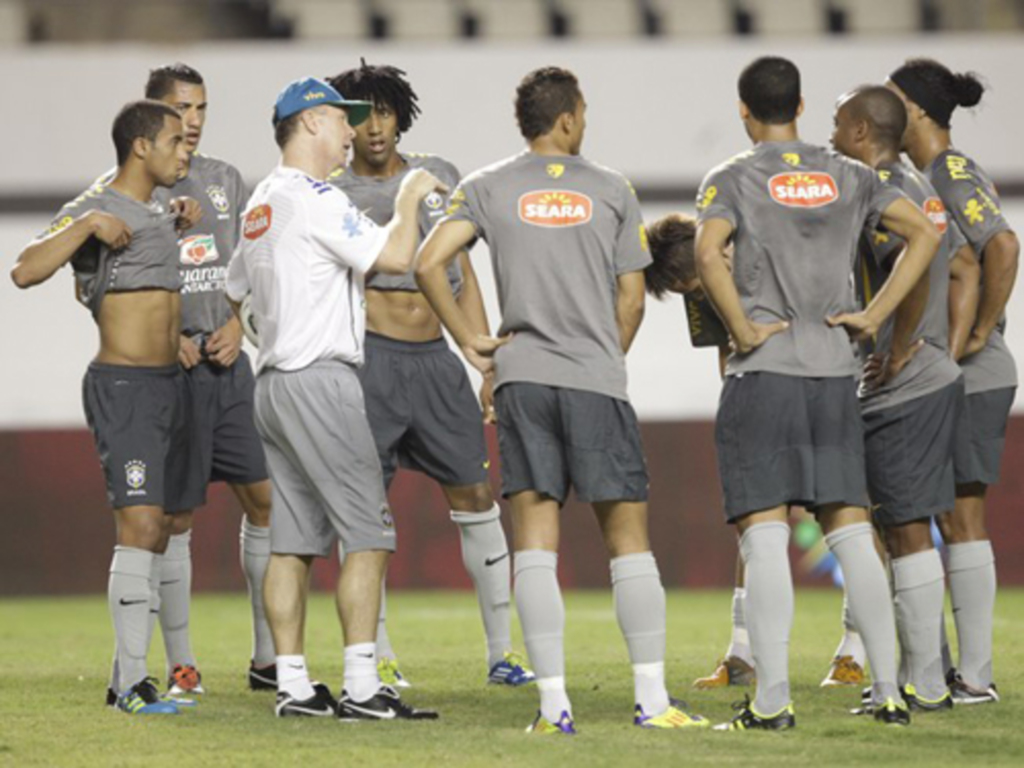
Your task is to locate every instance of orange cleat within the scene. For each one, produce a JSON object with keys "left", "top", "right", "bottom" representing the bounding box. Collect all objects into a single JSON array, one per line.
[
  {"left": 693, "top": 656, "right": 756, "bottom": 689},
  {"left": 821, "top": 655, "right": 864, "bottom": 687}
]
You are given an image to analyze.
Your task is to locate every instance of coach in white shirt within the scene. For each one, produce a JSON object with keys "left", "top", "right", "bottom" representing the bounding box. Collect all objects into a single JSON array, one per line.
[{"left": 226, "top": 77, "right": 446, "bottom": 721}]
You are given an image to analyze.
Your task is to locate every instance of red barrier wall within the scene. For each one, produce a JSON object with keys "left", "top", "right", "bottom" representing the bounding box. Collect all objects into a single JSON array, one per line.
[{"left": 2, "top": 419, "right": 1022, "bottom": 595}]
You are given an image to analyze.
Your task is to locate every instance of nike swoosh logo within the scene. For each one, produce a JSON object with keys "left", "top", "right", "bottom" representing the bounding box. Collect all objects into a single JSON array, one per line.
[
  {"left": 357, "top": 653, "right": 374, "bottom": 659},
  {"left": 119, "top": 598, "right": 148, "bottom": 606},
  {"left": 160, "top": 580, "right": 180, "bottom": 586},
  {"left": 288, "top": 664, "right": 305, "bottom": 670},
  {"left": 484, "top": 553, "right": 509, "bottom": 567}
]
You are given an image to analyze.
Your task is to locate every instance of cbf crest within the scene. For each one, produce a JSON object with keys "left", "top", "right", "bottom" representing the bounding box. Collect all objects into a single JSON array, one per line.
[
  {"left": 424, "top": 191, "right": 444, "bottom": 211},
  {"left": 547, "top": 163, "right": 565, "bottom": 179},
  {"left": 125, "top": 460, "right": 147, "bottom": 493},
  {"left": 206, "top": 185, "right": 230, "bottom": 214}
]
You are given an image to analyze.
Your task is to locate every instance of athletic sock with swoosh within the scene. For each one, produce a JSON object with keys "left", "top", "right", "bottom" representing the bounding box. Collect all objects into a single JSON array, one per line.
[
  {"left": 109, "top": 546, "right": 155, "bottom": 693},
  {"left": 277, "top": 655, "right": 315, "bottom": 701},
  {"left": 452, "top": 506, "right": 513, "bottom": 668},
  {"left": 344, "top": 643, "right": 380, "bottom": 703}
]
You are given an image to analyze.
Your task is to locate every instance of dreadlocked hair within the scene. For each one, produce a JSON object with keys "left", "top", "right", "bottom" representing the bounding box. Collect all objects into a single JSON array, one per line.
[{"left": 327, "top": 59, "right": 421, "bottom": 134}]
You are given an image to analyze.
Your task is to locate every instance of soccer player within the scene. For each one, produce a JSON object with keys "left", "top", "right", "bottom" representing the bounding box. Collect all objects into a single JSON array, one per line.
[
  {"left": 888, "top": 58, "right": 1019, "bottom": 704},
  {"left": 325, "top": 61, "right": 532, "bottom": 688},
  {"left": 416, "top": 66, "right": 708, "bottom": 733},
  {"left": 139, "top": 62, "right": 276, "bottom": 696},
  {"left": 832, "top": 85, "right": 980, "bottom": 712},
  {"left": 12, "top": 100, "right": 203, "bottom": 714},
  {"left": 695, "top": 57, "right": 942, "bottom": 729},
  {"left": 225, "top": 77, "right": 445, "bottom": 720}
]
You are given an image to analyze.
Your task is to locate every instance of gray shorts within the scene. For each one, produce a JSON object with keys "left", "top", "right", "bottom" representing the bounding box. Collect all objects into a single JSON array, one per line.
[
  {"left": 186, "top": 350, "right": 268, "bottom": 487},
  {"left": 254, "top": 361, "right": 396, "bottom": 558},
  {"left": 864, "top": 379, "right": 963, "bottom": 527},
  {"left": 358, "top": 332, "right": 490, "bottom": 489},
  {"left": 494, "top": 383, "right": 648, "bottom": 505},
  {"left": 716, "top": 373, "right": 868, "bottom": 522},
  {"left": 82, "top": 362, "right": 206, "bottom": 513},
  {"left": 954, "top": 386, "right": 1016, "bottom": 487}
]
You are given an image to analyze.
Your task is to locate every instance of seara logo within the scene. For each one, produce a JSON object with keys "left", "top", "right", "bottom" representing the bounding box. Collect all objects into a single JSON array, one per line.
[
  {"left": 923, "top": 197, "right": 949, "bottom": 234},
  {"left": 519, "top": 190, "right": 593, "bottom": 228},
  {"left": 768, "top": 173, "right": 839, "bottom": 208},
  {"left": 243, "top": 205, "right": 272, "bottom": 240}
]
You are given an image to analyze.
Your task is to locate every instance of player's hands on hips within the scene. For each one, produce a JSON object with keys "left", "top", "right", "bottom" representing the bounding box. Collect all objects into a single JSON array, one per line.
[
  {"left": 206, "top": 316, "right": 243, "bottom": 368},
  {"left": 179, "top": 334, "right": 202, "bottom": 369},
  {"left": 87, "top": 211, "right": 132, "bottom": 250},
  {"left": 731, "top": 319, "right": 789, "bottom": 355},
  {"left": 961, "top": 328, "right": 990, "bottom": 360},
  {"left": 399, "top": 169, "right": 449, "bottom": 202},
  {"left": 862, "top": 338, "right": 925, "bottom": 390},
  {"left": 826, "top": 311, "right": 879, "bottom": 342},
  {"left": 170, "top": 196, "right": 203, "bottom": 231},
  {"left": 462, "top": 333, "right": 512, "bottom": 375},
  {"left": 479, "top": 372, "right": 497, "bottom": 424}
]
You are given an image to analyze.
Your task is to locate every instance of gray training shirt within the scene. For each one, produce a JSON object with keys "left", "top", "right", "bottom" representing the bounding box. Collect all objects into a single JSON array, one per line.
[
  {"left": 153, "top": 153, "right": 247, "bottom": 338},
  {"left": 46, "top": 182, "right": 182, "bottom": 319},
  {"left": 855, "top": 160, "right": 963, "bottom": 414},
  {"left": 330, "top": 152, "right": 463, "bottom": 295},
  {"left": 696, "top": 140, "right": 906, "bottom": 378},
  {"left": 442, "top": 150, "right": 652, "bottom": 402},
  {"left": 925, "top": 149, "right": 1018, "bottom": 394}
]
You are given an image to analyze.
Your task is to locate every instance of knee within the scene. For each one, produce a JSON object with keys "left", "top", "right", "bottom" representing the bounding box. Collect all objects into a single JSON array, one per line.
[
  {"left": 117, "top": 514, "right": 165, "bottom": 551},
  {"left": 168, "top": 511, "right": 193, "bottom": 536},
  {"left": 884, "top": 521, "right": 934, "bottom": 559},
  {"left": 243, "top": 481, "right": 273, "bottom": 527},
  {"left": 447, "top": 483, "right": 494, "bottom": 512}
]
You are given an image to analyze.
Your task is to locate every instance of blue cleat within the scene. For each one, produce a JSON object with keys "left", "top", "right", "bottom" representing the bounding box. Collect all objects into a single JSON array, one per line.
[
  {"left": 526, "top": 710, "right": 576, "bottom": 735},
  {"left": 117, "top": 678, "right": 180, "bottom": 715},
  {"left": 488, "top": 652, "right": 536, "bottom": 687}
]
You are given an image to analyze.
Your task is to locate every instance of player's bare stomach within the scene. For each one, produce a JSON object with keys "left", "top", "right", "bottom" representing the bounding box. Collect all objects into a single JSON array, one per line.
[
  {"left": 366, "top": 289, "right": 443, "bottom": 343},
  {"left": 96, "top": 290, "right": 181, "bottom": 367}
]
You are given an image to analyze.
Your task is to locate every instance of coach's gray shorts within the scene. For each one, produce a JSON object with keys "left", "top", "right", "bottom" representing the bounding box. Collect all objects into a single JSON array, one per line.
[
  {"left": 864, "top": 379, "right": 963, "bottom": 527},
  {"left": 82, "top": 362, "right": 206, "bottom": 513},
  {"left": 954, "top": 386, "right": 1016, "bottom": 487},
  {"left": 716, "top": 373, "right": 868, "bottom": 522},
  {"left": 187, "top": 351, "right": 268, "bottom": 487},
  {"left": 358, "top": 332, "right": 489, "bottom": 489},
  {"left": 254, "top": 361, "right": 396, "bottom": 558},
  {"left": 495, "top": 383, "right": 648, "bottom": 505}
]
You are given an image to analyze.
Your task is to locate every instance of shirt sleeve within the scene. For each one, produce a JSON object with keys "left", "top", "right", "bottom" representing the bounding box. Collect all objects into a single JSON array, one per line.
[
  {"left": 613, "top": 175, "right": 652, "bottom": 275},
  {"left": 864, "top": 224, "right": 904, "bottom": 269},
  {"left": 932, "top": 157, "right": 1012, "bottom": 257},
  {"left": 695, "top": 165, "right": 739, "bottom": 228},
  {"left": 860, "top": 167, "right": 907, "bottom": 232},
  {"left": 440, "top": 177, "right": 487, "bottom": 240},
  {"left": 946, "top": 217, "right": 968, "bottom": 258},
  {"left": 307, "top": 186, "right": 388, "bottom": 274},
  {"left": 224, "top": 244, "right": 250, "bottom": 302}
]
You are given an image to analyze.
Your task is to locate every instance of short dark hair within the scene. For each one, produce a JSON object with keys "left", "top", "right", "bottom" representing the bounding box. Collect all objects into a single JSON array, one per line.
[
  {"left": 645, "top": 214, "right": 697, "bottom": 299},
  {"left": 738, "top": 56, "right": 801, "bottom": 125},
  {"left": 111, "top": 100, "right": 181, "bottom": 166},
  {"left": 890, "top": 58, "right": 985, "bottom": 129},
  {"left": 327, "top": 59, "right": 421, "bottom": 135},
  {"left": 145, "top": 62, "right": 204, "bottom": 100},
  {"left": 515, "top": 67, "right": 582, "bottom": 141},
  {"left": 843, "top": 85, "right": 908, "bottom": 153},
  {"left": 273, "top": 110, "right": 303, "bottom": 149}
]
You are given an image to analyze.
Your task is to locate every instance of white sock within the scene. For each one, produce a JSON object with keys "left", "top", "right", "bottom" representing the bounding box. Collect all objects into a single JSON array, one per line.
[
  {"left": 633, "top": 661, "right": 670, "bottom": 716},
  {"left": 536, "top": 676, "right": 572, "bottom": 723},
  {"left": 726, "top": 587, "right": 753, "bottom": 664},
  {"left": 277, "top": 655, "right": 315, "bottom": 701},
  {"left": 344, "top": 643, "right": 381, "bottom": 702},
  {"left": 836, "top": 592, "right": 867, "bottom": 667},
  {"left": 240, "top": 519, "right": 274, "bottom": 667}
]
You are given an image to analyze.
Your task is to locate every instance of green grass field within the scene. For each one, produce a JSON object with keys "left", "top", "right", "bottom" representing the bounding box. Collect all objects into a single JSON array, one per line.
[{"left": 2, "top": 589, "right": 1022, "bottom": 767}]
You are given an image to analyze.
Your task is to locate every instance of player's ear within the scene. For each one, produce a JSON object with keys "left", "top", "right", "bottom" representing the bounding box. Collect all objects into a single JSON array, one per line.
[
  {"left": 738, "top": 100, "right": 750, "bottom": 122},
  {"left": 131, "top": 136, "right": 150, "bottom": 162},
  {"left": 795, "top": 98, "right": 805, "bottom": 119}
]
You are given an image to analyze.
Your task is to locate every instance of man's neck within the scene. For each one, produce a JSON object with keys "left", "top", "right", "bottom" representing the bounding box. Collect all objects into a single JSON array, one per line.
[
  {"left": 351, "top": 151, "right": 405, "bottom": 179},
  {"left": 750, "top": 121, "right": 799, "bottom": 145},
  {"left": 907, "top": 129, "right": 951, "bottom": 172},
  {"left": 281, "top": 144, "right": 331, "bottom": 181},
  {"left": 528, "top": 135, "right": 575, "bottom": 157},
  {"left": 108, "top": 165, "right": 156, "bottom": 203},
  {"left": 860, "top": 143, "right": 902, "bottom": 171}
]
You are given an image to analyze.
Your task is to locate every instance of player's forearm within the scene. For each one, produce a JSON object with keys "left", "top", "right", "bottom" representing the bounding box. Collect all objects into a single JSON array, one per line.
[
  {"left": 416, "top": 258, "right": 476, "bottom": 347},
  {"left": 948, "top": 246, "right": 980, "bottom": 360},
  {"left": 890, "top": 273, "right": 929, "bottom": 360},
  {"left": 863, "top": 226, "right": 941, "bottom": 330},
  {"left": 615, "top": 274, "right": 645, "bottom": 353},
  {"left": 971, "top": 233, "right": 1019, "bottom": 341},
  {"left": 375, "top": 195, "right": 422, "bottom": 275},
  {"left": 11, "top": 216, "right": 94, "bottom": 289},
  {"left": 456, "top": 252, "right": 491, "bottom": 337},
  {"left": 696, "top": 248, "right": 752, "bottom": 348}
]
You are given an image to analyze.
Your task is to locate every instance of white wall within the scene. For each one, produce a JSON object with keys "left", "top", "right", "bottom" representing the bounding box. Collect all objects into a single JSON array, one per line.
[
  {"left": 1, "top": 36, "right": 1022, "bottom": 427},
  {"left": 0, "top": 35, "right": 1022, "bottom": 193}
]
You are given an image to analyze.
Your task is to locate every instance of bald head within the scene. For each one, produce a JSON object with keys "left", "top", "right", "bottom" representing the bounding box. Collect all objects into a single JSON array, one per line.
[{"left": 840, "top": 85, "right": 908, "bottom": 152}]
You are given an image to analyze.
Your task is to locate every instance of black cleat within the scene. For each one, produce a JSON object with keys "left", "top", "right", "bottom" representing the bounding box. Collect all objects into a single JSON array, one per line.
[
  {"left": 949, "top": 674, "right": 999, "bottom": 705},
  {"left": 106, "top": 687, "right": 117, "bottom": 707},
  {"left": 275, "top": 682, "right": 336, "bottom": 717},
  {"left": 714, "top": 696, "right": 795, "bottom": 731},
  {"left": 249, "top": 661, "right": 278, "bottom": 692},
  {"left": 851, "top": 696, "right": 911, "bottom": 726},
  {"left": 337, "top": 685, "right": 439, "bottom": 721},
  {"left": 903, "top": 684, "right": 953, "bottom": 712}
]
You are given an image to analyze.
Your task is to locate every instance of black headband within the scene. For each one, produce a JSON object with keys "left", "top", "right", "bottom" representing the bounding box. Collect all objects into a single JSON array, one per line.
[{"left": 889, "top": 67, "right": 954, "bottom": 129}]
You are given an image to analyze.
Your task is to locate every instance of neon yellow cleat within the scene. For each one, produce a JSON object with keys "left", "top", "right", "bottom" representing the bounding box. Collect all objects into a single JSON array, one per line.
[
  {"left": 526, "top": 710, "right": 576, "bottom": 734},
  {"left": 377, "top": 657, "right": 411, "bottom": 689},
  {"left": 635, "top": 700, "right": 710, "bottom": 729}
]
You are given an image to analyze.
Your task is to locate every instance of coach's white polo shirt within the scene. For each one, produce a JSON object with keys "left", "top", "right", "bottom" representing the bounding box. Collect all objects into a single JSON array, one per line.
[{"left": 226, "top": 165, "right": 387, "bottom": 374}]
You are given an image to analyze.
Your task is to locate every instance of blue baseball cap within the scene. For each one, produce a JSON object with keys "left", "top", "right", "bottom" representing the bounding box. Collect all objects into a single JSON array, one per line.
[{"left": 272, "top": 77, "right": 372, "bottom": 126}]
